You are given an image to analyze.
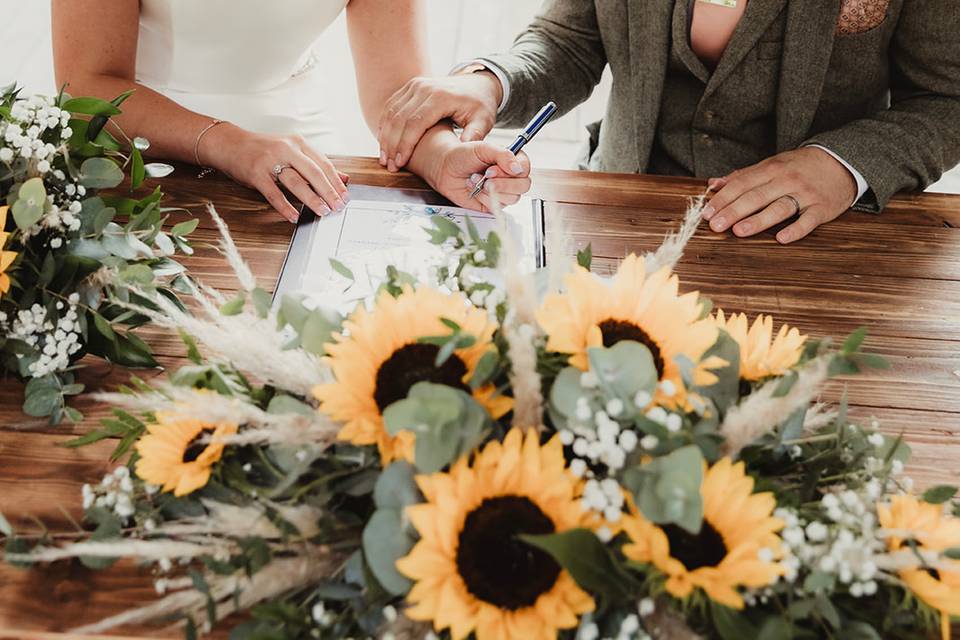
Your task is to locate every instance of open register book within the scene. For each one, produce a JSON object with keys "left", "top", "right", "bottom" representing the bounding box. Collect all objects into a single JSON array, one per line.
[{"left": 274, "top": 185, "right": 545, "bottom": 312}]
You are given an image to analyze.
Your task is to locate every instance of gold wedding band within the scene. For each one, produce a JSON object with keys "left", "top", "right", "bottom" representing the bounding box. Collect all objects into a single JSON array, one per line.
[{"left": 782, "top": 194, "right": 802, "bottom": 215}]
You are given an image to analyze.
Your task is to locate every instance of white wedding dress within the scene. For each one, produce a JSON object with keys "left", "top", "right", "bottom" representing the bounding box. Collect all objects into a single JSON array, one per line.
[{"left": 135, "top": 0, "right": 349, "bottom": 150}]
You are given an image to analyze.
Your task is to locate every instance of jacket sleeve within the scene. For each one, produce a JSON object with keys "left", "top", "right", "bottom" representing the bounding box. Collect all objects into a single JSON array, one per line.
[
  {"left": 805, "top": 0, "right": 960, "bottom": 211},
  {"left": 480, "top": 0, "right": 608, "bottom": 128}
]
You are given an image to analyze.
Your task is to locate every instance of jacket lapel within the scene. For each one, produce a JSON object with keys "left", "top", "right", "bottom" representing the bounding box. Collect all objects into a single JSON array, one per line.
[
  {"left": 775, "top": 0, "right": 842, "bottom": 149},
  {"left": 704, "top": 0, "right": 788, "bottom": 96},
  {"left": 627, "top": 0, "right": 674, "bottom": 170}
]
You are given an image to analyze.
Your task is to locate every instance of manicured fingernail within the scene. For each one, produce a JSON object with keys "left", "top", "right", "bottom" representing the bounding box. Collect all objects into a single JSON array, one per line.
[
  {"left": 342, "top": 192, "right": 351, "bottom": 204},
  {"left": 379, "top": 151, "right": 387, "bottom": 165},
  {"left": 735, "top": 224, "right": 751, "bottom": 236},
  {"left": 710, "top": 216, "right": 726, "bottom": 232},
  {"left": 465, "top": 178, "right": 475, "bottom": 188},
  {"left": 484, "top": 167, "right": 497, "bottom": 178},
  {"left": 469, "top": 173, "right": 482, "bottom": 184},
  {"left": 702, "top": 205, "right": 716, "bottom": 219},
  {"left": 509, "top": 162, "right": 523, "bottom": 175},
  {"left": 395, "top": 153, "right": 403, "bottom": 165},
  {"left": 777, "top": 232, "right": 791, "bottom": 244},
  {"left": 484, "top": 181, "right": 494, "bottom": 192}
]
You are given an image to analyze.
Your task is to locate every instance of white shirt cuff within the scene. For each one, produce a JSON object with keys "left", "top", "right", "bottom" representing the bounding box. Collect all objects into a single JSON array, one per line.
[
  {"left": 808, "top": 144, "right": 869, "bottom": 207},
  {"left": 450, "top": 59, "right": 510, "bottom": 114}
]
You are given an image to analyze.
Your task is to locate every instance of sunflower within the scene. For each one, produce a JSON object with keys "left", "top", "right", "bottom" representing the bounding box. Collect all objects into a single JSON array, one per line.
[
  {"left": 877, "top": 494, "right": 960, "bottom": 640},
  {"left": 313, "top": 287, "right": 511, "bottom": 464},
  {"left": 621, "top": 457, "right": 784, "bottom": 608},
  {"left": 396, "top": 428, "right": 595, "bottom": 640},
  {"left": 0, "top": 206, "right": 18, "bottom": 295},
  {"left": 537, "top": 255, "right": 722, "bottom": 408},
  {"left": 713, "top": 310, "right": 806, "bottom": 381},
  {"left": 134, "top": 412, "right": 238, "bottom": 497}
]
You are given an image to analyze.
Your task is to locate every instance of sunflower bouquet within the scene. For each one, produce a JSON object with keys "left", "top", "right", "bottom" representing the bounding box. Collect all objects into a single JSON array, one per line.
[
  {"left": 2, "top": 202, "right": 959, "bottom": 640},
  {"left": 0, "top": 84, "right": 194, "bottom": 422}
]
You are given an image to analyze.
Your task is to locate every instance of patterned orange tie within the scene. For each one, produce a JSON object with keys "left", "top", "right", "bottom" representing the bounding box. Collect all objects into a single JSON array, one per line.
[{"left": 690, "top": 0, "right": 749, "bottom": 67}]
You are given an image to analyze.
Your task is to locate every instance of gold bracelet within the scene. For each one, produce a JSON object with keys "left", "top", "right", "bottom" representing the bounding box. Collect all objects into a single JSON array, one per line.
[{"left": 193, "top": 119, "right": 226, "bottom": 167}]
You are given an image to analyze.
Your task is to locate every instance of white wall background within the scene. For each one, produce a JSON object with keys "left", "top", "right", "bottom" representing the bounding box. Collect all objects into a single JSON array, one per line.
[{"left": 2, "top": 0, "right": 957, "bottom": 192}]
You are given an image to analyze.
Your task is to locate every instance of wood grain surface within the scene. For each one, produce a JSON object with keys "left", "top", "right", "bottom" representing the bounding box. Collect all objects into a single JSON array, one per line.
[{"left": 1, "top": 157, "right": 958, "bottom": 637}]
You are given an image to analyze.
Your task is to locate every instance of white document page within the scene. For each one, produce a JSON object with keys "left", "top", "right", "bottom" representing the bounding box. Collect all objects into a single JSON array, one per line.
[{"left": 283, "top": 198, "right": 541, "bottom": 313}]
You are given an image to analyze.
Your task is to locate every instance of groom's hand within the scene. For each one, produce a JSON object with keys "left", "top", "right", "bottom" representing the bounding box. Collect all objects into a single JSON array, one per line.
[
  {"left": 378, "top": 72, "right": 502, "bottom": 172},
  {"left": 702, "top": 147, "right": 859, "bottom": 244}
]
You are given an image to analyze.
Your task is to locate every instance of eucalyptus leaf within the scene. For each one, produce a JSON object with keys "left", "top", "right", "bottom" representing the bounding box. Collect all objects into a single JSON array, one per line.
[
  {"left": 11, "top": 177, "right": 46, "bottom": 230},
  {"left": 250, "top": 287, "right": 272, "bottom": 319},
  {"left": 383, "top": 383, "right": 492, "bottom": 473},
  {"left": 277, "top": 293, "right": 311, "bottom": 332},
  {"left": 550, "top": 366, "right": 585, "bottom": 421},
  {"left": 373, "top": 462, "right": 420, "bottom": 511},
  {"left": 266, "top": 395, "right": 315, "bottom": 418},
  {"left": 627, "top": 445, "right": 704, "bottom": 534},
  {"left": 586, "top": 341, "right": 658, "bottom": 402},
  {"left": 300, "top": 308, "right": 342, "bottom": 355},
  {"left": 694, "top": 330, "right": 740, "bottom": 412},
  {"left": 362, "top": 509, "right": 414, "bottom": 596},
  {"left": 79, "top": 157, "right": 124, "bottom": 189}
]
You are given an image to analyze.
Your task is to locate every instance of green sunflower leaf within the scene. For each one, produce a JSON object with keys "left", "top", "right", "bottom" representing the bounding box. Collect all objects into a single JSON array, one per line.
[
  {"left": 520, "top": 528, "right": 639, "bottom": 605},
  {"left": 711, "top": 601, "right": 759, "bottom": 640}
]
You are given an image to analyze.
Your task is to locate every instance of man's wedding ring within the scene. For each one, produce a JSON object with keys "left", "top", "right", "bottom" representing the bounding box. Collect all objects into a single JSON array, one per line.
[
  {"left": 782, "top": 194, "right": 802, "bottom": 216},
  {"left": 272, "top": 163, "right": 291, "bottom": 180}
]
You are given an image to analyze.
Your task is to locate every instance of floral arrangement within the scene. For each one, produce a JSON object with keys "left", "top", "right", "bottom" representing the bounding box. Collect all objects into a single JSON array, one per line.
[
  {"left": 2, "top": 200, "right": 959, "bottom": 640},
  {"left": 0, "top": 84, "right": 193, "bottom": 422}
]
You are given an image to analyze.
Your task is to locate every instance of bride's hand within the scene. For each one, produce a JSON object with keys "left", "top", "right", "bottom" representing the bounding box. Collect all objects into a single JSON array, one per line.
[
  {"left": 201, "top": 124, "right": 350, "bottom": 223},
  {"left": 427, "top": 140, "right": 531, "bottom": 213}
]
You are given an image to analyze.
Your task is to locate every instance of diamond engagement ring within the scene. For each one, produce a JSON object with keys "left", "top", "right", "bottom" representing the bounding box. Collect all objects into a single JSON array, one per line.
[{"left": 272, "top": 163, "right": 291, "bottom": 180}]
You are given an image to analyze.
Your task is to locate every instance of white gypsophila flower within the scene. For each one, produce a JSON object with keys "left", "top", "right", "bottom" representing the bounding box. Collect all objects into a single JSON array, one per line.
[
  {"left": 7, "top": 302, "right": 83, "bottom": 377},
  {"left": 82, "top": 467, "right": 138, "bottom": 524}
]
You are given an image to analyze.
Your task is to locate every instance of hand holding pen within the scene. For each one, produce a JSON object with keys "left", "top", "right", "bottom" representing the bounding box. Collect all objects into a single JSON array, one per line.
[{"left": 467, "top": 101, "right": 558, "bottom": 201}]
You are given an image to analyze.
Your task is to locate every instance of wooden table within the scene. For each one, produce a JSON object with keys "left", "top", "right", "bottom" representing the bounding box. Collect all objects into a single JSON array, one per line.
[{"left": 1, "top": 157, "right": 959, "bottom": 637}]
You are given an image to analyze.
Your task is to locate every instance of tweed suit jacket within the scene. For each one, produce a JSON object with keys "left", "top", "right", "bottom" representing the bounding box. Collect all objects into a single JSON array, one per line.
[{"left": 482, "top": 0, "right": 960, "bottom": 210}]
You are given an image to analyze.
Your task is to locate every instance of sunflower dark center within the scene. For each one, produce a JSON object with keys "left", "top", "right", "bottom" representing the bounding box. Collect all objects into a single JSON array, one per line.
[
  {"left": 926, "top": 568, "right": 941, "bottom": 581},
  {"left": 182, "top": 430, "right": 212, "bottom": 463},
  {"left": 598, "top": 319, "right": 665, "bottom": 378},
  {"left": 373, "top": 343, "right": 470, "bottom": 411},
  {"left": 662, "top": 521, "right": 728, "bottom": 571},
  {"left": 455, "top": 496, "right": 560, "bottom": 610},
  {"left": 738, "top": 378, "right": 753, "bottom": 398}
]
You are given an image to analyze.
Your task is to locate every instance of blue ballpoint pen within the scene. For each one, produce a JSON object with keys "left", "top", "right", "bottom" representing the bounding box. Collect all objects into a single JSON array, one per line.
[{"left": 469, "top": 101, "right": 558, "bottom": 199}]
